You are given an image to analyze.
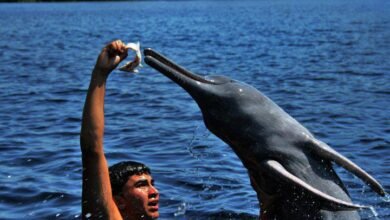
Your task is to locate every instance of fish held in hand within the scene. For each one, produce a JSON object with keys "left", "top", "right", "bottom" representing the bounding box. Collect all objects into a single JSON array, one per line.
[{"left": 119, "top": 42, "right": 142, "bottom": 73}]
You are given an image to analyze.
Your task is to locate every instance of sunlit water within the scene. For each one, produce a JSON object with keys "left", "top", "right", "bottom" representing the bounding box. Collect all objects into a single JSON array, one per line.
[{"left": 0, "top": 1, "right": 389, "bottom": 219}]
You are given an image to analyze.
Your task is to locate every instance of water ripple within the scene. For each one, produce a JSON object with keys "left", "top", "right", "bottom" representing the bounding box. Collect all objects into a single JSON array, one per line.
[{"left": 0, "top": 1, "right": 388, "bottom": 219}]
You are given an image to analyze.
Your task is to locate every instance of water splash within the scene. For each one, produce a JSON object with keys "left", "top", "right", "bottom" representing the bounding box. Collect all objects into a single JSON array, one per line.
[
  {"left": 368, "top": 206, "right": 379, "bottom": 219},
  {"left": 187, "top": 124, "right": 210, "bottom": 159},
  {"left": 382, "top": 193, "right": 390, "bottom": 203},
  {"left": 173, "top": 202, "right": 187, "bottom": 217},
  {"left": 360, "top": 184, "right": 366, "bottom": 194}
]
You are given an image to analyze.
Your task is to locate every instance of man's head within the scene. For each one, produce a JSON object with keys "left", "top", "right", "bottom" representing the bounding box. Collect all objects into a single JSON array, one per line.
[{"left": 109, "top": 161, "right": 159, "bottom": 219}]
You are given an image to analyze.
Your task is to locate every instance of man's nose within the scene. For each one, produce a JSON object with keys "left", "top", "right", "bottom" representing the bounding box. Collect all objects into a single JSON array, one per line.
[{"left": 149, "top": 185, "right": 159, "bottom": 198}]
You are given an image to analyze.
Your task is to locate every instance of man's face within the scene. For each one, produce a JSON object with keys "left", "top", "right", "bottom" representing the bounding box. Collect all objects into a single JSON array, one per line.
[{"left": 119, "top": 173, "right": 159, "bottom": 219}]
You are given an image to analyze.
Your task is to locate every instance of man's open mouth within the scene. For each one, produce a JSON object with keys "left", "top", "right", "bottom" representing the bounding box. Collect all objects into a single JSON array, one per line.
[{"left": 148, "top": 200, "right": 159, "bottom": 211}]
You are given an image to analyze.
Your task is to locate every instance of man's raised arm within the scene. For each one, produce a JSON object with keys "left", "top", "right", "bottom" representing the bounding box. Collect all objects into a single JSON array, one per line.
[{"left": 80, "top": 40, "right": 127, "bottom": 219}]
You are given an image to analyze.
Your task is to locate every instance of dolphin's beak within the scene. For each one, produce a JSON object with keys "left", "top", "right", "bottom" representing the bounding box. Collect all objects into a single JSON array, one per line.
[{"left": 144, "top": 48, "right": 216, "bottom": 94}]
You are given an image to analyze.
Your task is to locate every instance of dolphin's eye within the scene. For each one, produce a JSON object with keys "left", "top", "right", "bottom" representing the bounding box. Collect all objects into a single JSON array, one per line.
[{"left": 204, "top": 75, "right": 233, "bottom": 84}]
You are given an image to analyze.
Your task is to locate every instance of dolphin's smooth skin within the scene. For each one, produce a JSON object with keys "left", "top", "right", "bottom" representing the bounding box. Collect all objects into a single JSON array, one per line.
[{"left": 144, "top": 48, "right": 386, "bottom": 220}]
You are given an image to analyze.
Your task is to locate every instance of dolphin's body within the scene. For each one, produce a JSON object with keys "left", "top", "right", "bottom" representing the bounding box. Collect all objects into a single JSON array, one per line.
[{"left": 144, "top": 49, "right": 386, "bottom": 219}]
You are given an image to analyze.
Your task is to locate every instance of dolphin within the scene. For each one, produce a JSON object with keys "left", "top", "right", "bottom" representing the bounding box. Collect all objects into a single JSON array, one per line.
[{"left": 144, "top": 48, "right": 386, "bottom": 219}]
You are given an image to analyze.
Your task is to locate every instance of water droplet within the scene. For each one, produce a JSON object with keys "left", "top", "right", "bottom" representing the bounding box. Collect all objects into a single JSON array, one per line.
[
  {"left": 55, "top": 213, "right": 61, "bottom": 217},
  {"left": 85, "top": 213, "right": 91, "bottom": 218},
  {"left": 368, "top": 206, "right": 378, "bottom": 217},
  {"left": 382, "top": 193, "right": 390, "bottom": 202},
  {"left": 174, "top": 202, "right": 187, "bottom": 216},
  {"left": 361, "top": 185, "right": 366, "bottom": 194}
]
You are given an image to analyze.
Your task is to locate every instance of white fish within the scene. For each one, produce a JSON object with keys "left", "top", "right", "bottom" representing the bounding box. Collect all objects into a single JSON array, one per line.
[{"left": 118, "top": 41, "right": 142, "bottom": 73}]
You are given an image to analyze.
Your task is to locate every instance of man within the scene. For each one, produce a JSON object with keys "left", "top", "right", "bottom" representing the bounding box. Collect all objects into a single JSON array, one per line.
[{"left": 80, "top": 40, "right": 159, "bottom": 220}]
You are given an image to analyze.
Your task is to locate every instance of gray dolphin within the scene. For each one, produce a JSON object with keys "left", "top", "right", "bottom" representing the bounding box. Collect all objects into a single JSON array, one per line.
[{"left": 144, "top": 48, "right": 386, "bottom": 219}]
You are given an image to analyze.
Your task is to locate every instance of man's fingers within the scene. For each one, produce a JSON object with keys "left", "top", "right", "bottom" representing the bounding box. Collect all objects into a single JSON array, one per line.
[
  {"left": 115, "top": 40, "right": 128, "bottom": 61},
  {"left": 105, "top": 40, "right": 128, "bottom": 60},
  {"left": 105, "top": 40, "right": 121, "bottom": 57}
]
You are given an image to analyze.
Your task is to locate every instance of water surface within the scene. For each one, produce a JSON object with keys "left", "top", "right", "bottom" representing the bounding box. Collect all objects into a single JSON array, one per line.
[{"left": 0, "top": 1, "right": 389, "bottom": 219}]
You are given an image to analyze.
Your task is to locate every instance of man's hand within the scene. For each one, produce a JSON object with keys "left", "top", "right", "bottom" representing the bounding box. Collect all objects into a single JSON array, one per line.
[{"left": 94, "top": 40, "right": 128, "bottom": 77}]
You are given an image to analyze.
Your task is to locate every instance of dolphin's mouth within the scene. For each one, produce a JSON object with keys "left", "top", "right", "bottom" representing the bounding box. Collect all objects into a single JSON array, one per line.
[{"left": 144, "top": 48, "right": 216, "bottom": 85}]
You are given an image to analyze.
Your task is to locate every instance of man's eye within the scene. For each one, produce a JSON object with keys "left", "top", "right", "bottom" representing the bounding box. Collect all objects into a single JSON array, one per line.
[{"left": 135, "top": 181, "right": 148, "bottom": 188}]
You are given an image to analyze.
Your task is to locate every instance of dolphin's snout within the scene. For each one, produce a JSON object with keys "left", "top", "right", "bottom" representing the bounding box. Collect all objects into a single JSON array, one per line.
[{"left": 144, "top": 48, "right": 215, "bottom": 85}]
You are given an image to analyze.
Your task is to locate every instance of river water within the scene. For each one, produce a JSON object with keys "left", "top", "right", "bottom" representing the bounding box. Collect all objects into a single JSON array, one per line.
[{"left": 0, "top": 1, "right": 389, "bottom": 219}]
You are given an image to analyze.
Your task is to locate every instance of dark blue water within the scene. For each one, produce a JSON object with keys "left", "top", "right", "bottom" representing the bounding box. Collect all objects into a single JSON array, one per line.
[{"left": 0, "top": 1, "right": 389, "bottom": 219}]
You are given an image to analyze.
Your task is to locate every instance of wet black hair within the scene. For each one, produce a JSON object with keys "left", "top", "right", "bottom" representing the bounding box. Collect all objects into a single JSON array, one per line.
[{"left": 109, "top": 161, "right": 151, "bottom": 196}]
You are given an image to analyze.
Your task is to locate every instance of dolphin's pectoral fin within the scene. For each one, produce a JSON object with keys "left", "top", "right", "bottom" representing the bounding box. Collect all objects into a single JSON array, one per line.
[
  {"left": 309, "top": 139, "right": 386, "bottom": 196},
  {"left": 262, "top": 160, "right": 368, "bottom": 211}
]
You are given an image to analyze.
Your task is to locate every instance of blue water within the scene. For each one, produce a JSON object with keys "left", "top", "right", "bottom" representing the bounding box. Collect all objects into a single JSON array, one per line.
[{"left": 0, "top": 1, "right": 389, "bottom": 219}]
